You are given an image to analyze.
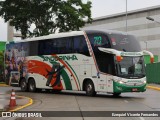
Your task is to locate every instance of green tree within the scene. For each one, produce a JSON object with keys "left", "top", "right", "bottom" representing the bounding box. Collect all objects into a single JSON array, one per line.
[{"left": 0, "top": 0, "right": 92, "bottom": 39}]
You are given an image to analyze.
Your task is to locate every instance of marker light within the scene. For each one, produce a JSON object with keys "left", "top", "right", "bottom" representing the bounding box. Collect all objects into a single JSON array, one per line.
[
  {"left": 150, "top": 57, "right": 154, "bottom": 63},
  {"left": 116, "top": 56, "right": 123, "bottom": 62}
]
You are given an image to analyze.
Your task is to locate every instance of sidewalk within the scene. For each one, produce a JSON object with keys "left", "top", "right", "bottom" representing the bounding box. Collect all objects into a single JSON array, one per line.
[
  {"left": 0, "top": 92, "right": 33, "bottom": 113},
  {"left": 0, "top": 83, "right": 9, "bottom": 87}
]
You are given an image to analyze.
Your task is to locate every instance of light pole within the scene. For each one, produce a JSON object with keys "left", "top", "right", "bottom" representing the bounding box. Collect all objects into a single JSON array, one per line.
[
  {"left": 144, "top": 41, "right": 147, "bottom": 50},
  {"left": 146, "top": 16, "right": 160, "bottom": 50},
  {"left": 146, "top": 16, "right": 160, "bottom": 24},
  {"left": 125, "top": 0, "right": 128, "bottom": 32}
]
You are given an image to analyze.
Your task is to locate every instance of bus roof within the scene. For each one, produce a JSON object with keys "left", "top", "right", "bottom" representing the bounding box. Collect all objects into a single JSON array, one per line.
[
  {"left": 85, "top": 29, "right": 130, "bottom": 36},
  {"left": 7, "top": 29, "right": 133, "bottom": 44},
  {"left": 8, "top": 31, "right": 84, "bottom": 43}
]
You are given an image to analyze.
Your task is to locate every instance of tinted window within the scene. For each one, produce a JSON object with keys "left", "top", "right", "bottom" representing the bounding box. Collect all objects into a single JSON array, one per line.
[
  {"left": 56, "top": 37, "right": 73, "bottom": 54},
  {"left": 29, "top": 41, "right": 38, "bottom": 56},
  {"left": 73, "top": 36, "right": 90, "bottom": 56},
  {"left": 87, "top": 34, "right": 115, "bottom": 74},
  {"left": 87, "top": 34, "right": 111, "bottom": 51},
  {"left": 108, "top": 34, "right": 141, "bottom": 52},
  {"left": 96, "top": 52, "right": 115, "bottom": 74},
  {"left": 39, "top": 39, "right": 57, "bottom": 55},
  {"left": 38, "top": 37, "right": 73, "bottom": 55}
]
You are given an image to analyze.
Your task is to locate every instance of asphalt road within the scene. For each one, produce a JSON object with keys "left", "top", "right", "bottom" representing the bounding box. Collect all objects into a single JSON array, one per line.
[{"left": 0, "top": 86, "right": 160, "bottom": 120}]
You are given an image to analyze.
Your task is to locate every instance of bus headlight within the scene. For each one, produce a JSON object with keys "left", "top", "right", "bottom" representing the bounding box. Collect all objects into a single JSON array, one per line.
[
  {"left": 118, "top": 80, "right": 124, "bottom": 84},
  {"left": 143, "top": 80, "right": 146, "bottom": 84}
]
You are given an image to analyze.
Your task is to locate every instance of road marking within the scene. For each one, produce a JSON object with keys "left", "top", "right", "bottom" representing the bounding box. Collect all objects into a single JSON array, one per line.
[
  {"left": 147, "top": 86, "right": 160, "bottom": 91},
  {"left": 9, "top": 95, "right": 33, "bottom": 112},
  {"left": 0, "top": 84, "right": 10, "bottom": 87}
]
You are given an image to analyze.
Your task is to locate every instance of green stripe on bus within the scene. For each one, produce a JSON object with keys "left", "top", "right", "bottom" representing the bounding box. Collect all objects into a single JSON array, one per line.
[
  {"left": 61, "top": 69, "right": 72, "bottom": 90},
  {"left": 65, "top": 61, "right": 81, "bottom": 90}
]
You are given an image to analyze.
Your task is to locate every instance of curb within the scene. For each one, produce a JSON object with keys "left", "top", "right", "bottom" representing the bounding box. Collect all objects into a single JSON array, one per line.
[
  {"left": 147, "top": 85, "right": 160, "bottom": 91},
  {"left": 0, "top": 84, "right": 10, "bottom": 87},
  {"left": 9, "top": 95, "right": 33, "bottom": 112}
]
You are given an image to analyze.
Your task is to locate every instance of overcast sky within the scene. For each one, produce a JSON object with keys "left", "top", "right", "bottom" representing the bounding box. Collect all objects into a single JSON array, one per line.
[
  {"left": 1, "top": 0, "right": 160, "bottom": 41},
  {"left": 91, "top": 0, "right": 160, "bottom": 18}
]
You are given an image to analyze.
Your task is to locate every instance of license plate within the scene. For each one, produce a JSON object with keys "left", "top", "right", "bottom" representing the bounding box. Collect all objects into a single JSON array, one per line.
[{"left": 132, "top": 88, "right": 138, "bottom": 92}]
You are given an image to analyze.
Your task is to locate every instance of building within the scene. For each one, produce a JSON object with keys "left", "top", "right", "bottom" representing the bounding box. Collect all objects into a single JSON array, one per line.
[{"left": 83, "top": 5, "right": 160, "bottom": 61}]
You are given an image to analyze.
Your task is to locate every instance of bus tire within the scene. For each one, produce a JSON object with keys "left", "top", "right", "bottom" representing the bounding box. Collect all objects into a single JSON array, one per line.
[
  {"left": 28, "top": 78, "right": 36, "bottom": 92},
  {"left": 20, "top": 78, "right": 28, "bottom": 92},
  {"left": 85, "top": 80, "right": 96, "bottom": 96}
]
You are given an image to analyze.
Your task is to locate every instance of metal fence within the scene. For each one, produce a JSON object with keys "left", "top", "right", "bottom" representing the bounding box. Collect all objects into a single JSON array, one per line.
[{"left": 146, "top": 62, "right": 160, "bottom": 84}]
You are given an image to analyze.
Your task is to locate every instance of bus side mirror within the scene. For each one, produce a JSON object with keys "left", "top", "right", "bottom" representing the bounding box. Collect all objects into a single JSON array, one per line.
[
  {"left": 142, "top": 50, "right": 154, "bottom": 63},
  {"left": 97, "top": 47, "right": 122, "bottom": 62}
]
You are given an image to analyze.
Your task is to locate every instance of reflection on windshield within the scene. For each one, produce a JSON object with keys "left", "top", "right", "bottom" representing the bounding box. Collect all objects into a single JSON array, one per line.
[{"left": 116, "top": 56, "right": 145, "bottom": 78}]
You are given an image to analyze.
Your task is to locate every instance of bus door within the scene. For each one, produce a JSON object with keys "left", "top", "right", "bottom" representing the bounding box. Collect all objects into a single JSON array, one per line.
[
  {"left": 97, "top": 76, "right": 113, "bottom": 92},
  {"left": 97, "top": 76, "right": 107, "bottom": 92}
]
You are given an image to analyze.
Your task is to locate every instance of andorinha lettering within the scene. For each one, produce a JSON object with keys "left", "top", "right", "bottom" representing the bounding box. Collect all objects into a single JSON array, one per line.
[
  {"left": 41, "top": 55, "right": 78, "bottom": 63},
  {"left": 128, "top": 80, "right": 141, "bottom": 82}
]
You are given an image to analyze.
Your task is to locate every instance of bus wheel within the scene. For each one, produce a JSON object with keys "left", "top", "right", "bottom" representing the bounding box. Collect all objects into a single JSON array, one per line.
[
  {"left": 85, "top": 81, "right": 96, "bottom": 96},
  {"left": 113, "top": 93, "right": 121, "bottom": 97},
  {"left": 28, "top": 79, "right": 36, "bottom": 92},
  {"left": 20, "top": 78, "right": 28, "bottom": 92}
]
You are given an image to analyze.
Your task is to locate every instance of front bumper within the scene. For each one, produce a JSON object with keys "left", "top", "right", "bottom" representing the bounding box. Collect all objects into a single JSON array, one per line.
[{"left": 113, "top": 81, "right": 146, "bottom": 93}]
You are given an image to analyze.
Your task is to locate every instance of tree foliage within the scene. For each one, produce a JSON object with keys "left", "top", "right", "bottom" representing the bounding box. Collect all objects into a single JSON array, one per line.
[{"left": 0, "top": 0, "right": 92, "bottom": 39}]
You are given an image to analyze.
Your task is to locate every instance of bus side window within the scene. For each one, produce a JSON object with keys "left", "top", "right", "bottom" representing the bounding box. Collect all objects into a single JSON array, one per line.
[
  {"left": 56, "top": 37, "right": 73, "bottom": 54},
  {"left": 29, "top": 41, "right": 38, "bottom": 56},
  {"left": 65, "top": 37, "right": 73, "bottom": 53},
  {"left": 38, "top": 39, "right": 55, "bottom": 55},
  {"left": 73, "top": 36, "right": 90, "bottom": 56}
]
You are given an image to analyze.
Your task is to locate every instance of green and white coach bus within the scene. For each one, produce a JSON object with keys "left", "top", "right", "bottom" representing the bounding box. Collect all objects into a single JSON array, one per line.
[{"left": 5, "top": 30, "right": 154, "bottom": 96}]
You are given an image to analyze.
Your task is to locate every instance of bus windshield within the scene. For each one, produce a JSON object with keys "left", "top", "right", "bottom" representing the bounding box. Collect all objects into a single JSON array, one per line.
[{"left": 116, "top": 56, "right": 145, "bottom": 78}]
